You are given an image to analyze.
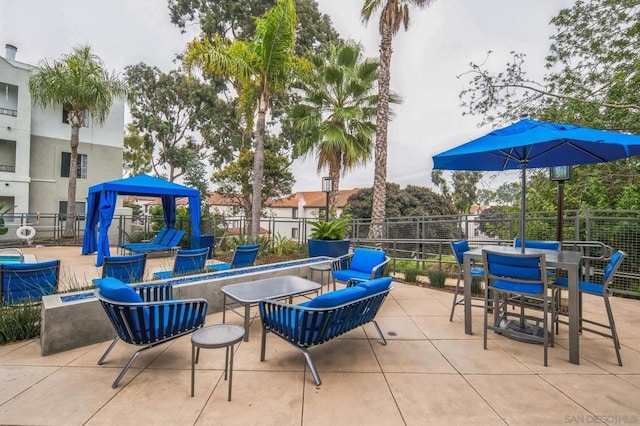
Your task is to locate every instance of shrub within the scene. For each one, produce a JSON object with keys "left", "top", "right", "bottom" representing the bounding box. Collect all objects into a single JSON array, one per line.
[
  {"left": 426, "top": 269, "right": 448, "bottom": 288},
  {"left": 383, "top": 264, "right": 393, "bottom": 277},
  {"left": 0, "top": 303, "right": 41, "bottom": 344},
  {"left": 471, "top": 277, "right": 483, "bottom": 295},
  {"left": 404, "top": 268, "right": 419, "bottom": 282}
]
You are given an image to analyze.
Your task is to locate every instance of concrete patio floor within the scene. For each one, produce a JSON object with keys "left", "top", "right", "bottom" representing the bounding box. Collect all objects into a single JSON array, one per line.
[{"left": 1, "top": 246, "right": 640, "bottom": 425}]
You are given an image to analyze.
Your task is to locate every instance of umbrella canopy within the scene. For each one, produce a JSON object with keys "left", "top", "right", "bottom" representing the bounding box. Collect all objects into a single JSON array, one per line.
[{"left": 433, "top": 119, "right": 640, "bottom": 251}]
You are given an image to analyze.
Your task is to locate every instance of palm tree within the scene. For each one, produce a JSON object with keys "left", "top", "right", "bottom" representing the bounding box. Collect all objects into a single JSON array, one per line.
[
  {"left": 185, "top": 0, "right": 302, "bottom": 238},
  {"left": 292, "top": 41, "right": 384, "bottom": 216},
  {"left": 29, "top": 46, "right": 126, "bottom": 238},
  {"left": 361, "top": 0, "right": 435, "bottom": 239}
]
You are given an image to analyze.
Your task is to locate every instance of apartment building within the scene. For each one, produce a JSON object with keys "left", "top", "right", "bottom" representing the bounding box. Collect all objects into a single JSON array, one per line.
[{"left": 0, "top": 44, "right": 124, "bottom": 227}]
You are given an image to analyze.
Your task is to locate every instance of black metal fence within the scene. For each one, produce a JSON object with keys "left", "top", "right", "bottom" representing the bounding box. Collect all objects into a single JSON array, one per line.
[{"left": 1, "top": 209, "right": 638, "bottom": 296}]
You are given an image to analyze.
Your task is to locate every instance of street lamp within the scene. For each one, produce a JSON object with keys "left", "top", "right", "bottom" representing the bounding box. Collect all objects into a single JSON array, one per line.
[{"left": 322, "top": 176, "right": 333, "bottom": 222}]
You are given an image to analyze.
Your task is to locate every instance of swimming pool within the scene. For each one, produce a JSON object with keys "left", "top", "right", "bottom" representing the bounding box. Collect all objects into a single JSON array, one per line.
[
  {"left": 0, "top": 255, "right": 34, "bottom": 264},
  {"left": 0, "top": 249, "right": 37, "bottom": 264}
]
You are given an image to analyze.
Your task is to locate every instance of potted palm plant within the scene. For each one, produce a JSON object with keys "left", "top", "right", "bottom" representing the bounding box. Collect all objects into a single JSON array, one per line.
[{"left": 307, "top": 216, "right": 351, "bottom": 257}]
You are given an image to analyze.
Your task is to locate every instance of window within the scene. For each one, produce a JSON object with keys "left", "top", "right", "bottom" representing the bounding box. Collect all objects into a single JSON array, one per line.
[
  {"left": 59, "top": 201, "right": 86, "bottom": 220},
  {"left": 62, "top": 105, "right": 88, "bottom": 127},
  {"left": 61, "top": 152, "right": 87, "bottom": 179},
  {"left": 291, "top": 228, "right": 299, "bottom": 239},
  {"left": 292, "top": 207, "right": 298, "bottom": 219}
]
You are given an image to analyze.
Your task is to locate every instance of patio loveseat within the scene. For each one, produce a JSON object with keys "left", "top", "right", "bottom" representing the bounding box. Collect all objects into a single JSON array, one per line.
[{"left": 259, "top": 276, "right": 393, "bottom": 385}]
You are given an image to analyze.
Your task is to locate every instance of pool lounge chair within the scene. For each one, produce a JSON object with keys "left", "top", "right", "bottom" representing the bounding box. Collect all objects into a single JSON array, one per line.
[
  {"left": 120, "top": 229, "right": 185, "bottom": 255},
  {"left": 118, "top": 228, "right": 168, "bottom": 254}
]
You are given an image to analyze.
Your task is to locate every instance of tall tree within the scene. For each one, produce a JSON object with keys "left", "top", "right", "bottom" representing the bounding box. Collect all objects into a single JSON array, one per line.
[
  {"left": 458, "top": 0, "right": 640, "bottom": 212},
  {"left": 168, "top": 0, "right": 339, "bottom": 55},
  {"left": 292, "top": 41, "right": 385, "bottom": 216},
  {"left": 451, "top": 171, "right": 482, "bottom": 214},
  {"left": 361, "top": 0, "right": 435, "bottom": 240},
  {"left": 185, "top": 0, "right": 303, "bottom": 237},
  {"left": 123, "top": 126, "right": 152, "bottom": 177},
  {"left": 125, "top": 63, "right": 235, "bottom": 185},
  {"left": 212, "top": 148, "right": 295, "bottom": 220},
  {"left": 348, "top": 183, "right": 456, "bottom": 218},
  {"left": 28, "top": 46, "right": 126, "bottom": 237}
]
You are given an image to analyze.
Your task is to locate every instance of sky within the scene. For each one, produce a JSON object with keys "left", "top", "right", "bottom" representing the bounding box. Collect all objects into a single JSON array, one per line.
[{"left": 1, "top": 0, "right": 574, "bottom": 193}]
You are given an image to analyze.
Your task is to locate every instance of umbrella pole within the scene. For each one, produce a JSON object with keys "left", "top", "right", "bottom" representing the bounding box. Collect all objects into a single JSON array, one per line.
[{"left": 520, "top": 164, "right": 527, "bottom": 254}]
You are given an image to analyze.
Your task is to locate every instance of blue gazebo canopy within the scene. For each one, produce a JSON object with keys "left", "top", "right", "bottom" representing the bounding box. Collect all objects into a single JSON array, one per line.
[{"left": 81, "top": 174, "right": 201, "bottom": 266}]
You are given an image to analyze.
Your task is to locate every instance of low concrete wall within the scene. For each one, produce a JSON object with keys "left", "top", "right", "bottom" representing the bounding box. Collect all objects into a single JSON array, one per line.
[{"left": 40, "top": 257, "right": 331, "bottom": 356}]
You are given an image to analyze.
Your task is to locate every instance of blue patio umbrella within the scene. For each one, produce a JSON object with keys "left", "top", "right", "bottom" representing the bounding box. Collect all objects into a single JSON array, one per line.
[{"left": 433, "top": 119, "right": 640, "bottom": 251}]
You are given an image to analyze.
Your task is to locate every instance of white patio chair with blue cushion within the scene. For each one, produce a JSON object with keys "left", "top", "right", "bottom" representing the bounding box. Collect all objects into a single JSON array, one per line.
[
  {"left": 94, "top": 277, "right": 208, "bottom": 388},
  {"left": 483, "top": 249, "right": 554, "bottom": 366},
  {"left": 450, "top": 240, "right": 485, "bottom": 321},
  {"left": 553, "top": 250, "right": 626, "bottom": 366}
]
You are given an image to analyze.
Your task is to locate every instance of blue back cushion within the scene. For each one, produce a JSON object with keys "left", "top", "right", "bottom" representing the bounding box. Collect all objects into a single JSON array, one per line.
[
  {"left": 487, "top": 253, "right": 542, "bottom": 281},
  {"left": 97, "top": 277, "right": 143, "bottom": 303},
  {"left": 306, "top": 286, "right": 367, "bottom": 308},
  {"left": 357, "top": 277, "right": 392, "bottom": 296},
  {"left": 350, "top": 249, "right": 386, "bottom": 273}
]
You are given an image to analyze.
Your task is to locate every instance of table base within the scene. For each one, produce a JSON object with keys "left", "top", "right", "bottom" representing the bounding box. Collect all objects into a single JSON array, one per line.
[{"left": 497, "top": 319, "right": 547, "bottom": 344}]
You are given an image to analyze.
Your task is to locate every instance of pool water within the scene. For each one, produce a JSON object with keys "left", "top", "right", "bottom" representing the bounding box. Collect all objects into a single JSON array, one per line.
[{"left": 0, "top": 254, "right": 37, "bottom": 264}]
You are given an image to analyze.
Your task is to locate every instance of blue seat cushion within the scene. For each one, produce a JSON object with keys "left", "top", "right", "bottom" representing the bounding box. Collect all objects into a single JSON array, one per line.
[
  {"left": 554, "top": 277, "right": 604, "bottom": 296},
  {"left": 357, "top": 277, "right": 392, "bottom": 296},
  {"left": 468, "top": 267, "right": 485, "bottom": 277},
  {"left": 96, "top": 277, "right": 143, "bottom": 303},
  {"left": 350, "top": 249, "right": 386, "bottom": 274},
  {"left": 491, "top": 279, "right": 543, "bottom": 295},
  {"left": 153, "top": 271, "right": 173, "bottom": 280},
  {"left": 306, "top": 286, "right": 367, "bottom": 308},
  {"left": 333, "top": 270, "right": 372, "bottom": 283},
  {"left": 206, "top": 263, "right": 231, "bottom": 271},
  {"left": 554, "top": 277, "right": 569, "bottom": 287}
]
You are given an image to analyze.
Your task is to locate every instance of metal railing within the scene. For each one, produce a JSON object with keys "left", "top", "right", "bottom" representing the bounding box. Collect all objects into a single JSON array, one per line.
[{"left": 0, "top": 209, "right": 638, "bottom": 296}]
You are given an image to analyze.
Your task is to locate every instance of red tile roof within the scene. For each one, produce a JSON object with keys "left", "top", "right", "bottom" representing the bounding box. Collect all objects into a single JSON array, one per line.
[
  {"left": 270, "top": 189, "right": 360, "bottom": 208},
  {"left": 205, "top": 189, "right": 360, "bottom": 208}
]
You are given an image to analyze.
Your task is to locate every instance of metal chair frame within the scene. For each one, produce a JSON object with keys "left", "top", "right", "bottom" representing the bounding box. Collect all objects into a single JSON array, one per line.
[
  {"left": 553, "top": 250, "right": 626, "bottom": 366},
  {"left": 483, "top": 249, "right": 554, "bottom": 366}
]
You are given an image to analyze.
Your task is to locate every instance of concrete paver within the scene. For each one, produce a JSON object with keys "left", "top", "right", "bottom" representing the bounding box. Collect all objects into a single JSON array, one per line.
[{"left": 1, "top": 246, "right": 639, "bottom": 425}]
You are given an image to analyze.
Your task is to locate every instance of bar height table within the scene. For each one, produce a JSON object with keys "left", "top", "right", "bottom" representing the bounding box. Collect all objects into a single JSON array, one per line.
[{"left": 463, "top": 245, "right": 582, "bottom": 364}]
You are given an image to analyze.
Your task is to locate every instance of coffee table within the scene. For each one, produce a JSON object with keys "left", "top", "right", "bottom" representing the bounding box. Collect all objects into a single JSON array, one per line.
[{"left": 221, "top": 275, "right": 321, "bottom": 341}]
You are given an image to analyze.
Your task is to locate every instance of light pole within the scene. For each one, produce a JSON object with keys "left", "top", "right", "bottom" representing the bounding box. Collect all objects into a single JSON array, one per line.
[
  {"left": 322, "top": 176, "right": 333, "bottom": 222},
  {"left": 549, "top": 165, "right": 572, "bottom": 242}
]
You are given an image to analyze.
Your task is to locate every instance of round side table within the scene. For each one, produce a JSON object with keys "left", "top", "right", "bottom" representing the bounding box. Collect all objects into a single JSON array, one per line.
[
  {"left": 310, "top": 263, "right": 334, "bottom": 293},
  {"left": 191, "top": 324, "right": 245, "bottom": 400}
]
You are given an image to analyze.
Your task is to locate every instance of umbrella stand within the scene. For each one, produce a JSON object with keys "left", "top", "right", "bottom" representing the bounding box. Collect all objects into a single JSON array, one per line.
[
  {"left": 511, "top": 162, "right": 548, "bottom": 342},
  {"left": 519, "top": 162, "right": 527, "bottom": 254}
]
